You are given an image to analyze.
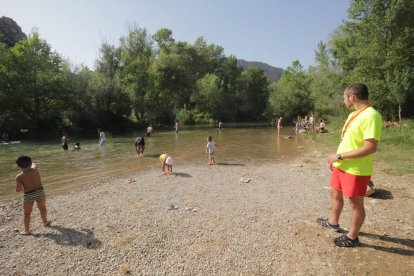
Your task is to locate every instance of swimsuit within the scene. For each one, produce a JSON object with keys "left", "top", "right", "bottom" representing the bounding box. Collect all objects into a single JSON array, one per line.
[
  {"left": 24, "top": 187, "right": 46, "bottom": 202},
  {"left": 165, "top": 156, "right": 173, "bottom": 165},
  {"left": 135, "top": 137, "right": 145, "bottom": 146}
]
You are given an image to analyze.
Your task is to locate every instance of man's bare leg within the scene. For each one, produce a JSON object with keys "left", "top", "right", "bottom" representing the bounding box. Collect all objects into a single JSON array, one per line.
[
  {"left": 329, "top": 188, "right": 344, "bottom": 225},
  {"left": 347, "top": 196, "right": 365, "bottom": 239}
]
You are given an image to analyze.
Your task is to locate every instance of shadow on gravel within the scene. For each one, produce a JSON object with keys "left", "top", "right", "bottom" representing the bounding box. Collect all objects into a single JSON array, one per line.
[
  {"left": 343, "top": 231, "right": 414, "bottom": 256},
  {"left": 369, "top": 188, "right": 393, "bottom": 200},
  {"left": 360, "top": 243, "right": 414, "bottom": 256},
  {"left": 33, "top": 225, "right": 102, "bottom": 249},
  {"left": 174, "top": 172, "right": 191, "bottom": 177},
  {"left": 216, "top": 162, "right": 244, "bottom": 166}
]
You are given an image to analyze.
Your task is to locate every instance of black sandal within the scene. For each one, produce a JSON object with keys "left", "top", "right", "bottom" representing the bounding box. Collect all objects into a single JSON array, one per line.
[
  {"left": 334, "top": 235, "right": 360, "bottom": 247},
  {"left": 317, "top": 218, "right": 341, "bottom": 232}
]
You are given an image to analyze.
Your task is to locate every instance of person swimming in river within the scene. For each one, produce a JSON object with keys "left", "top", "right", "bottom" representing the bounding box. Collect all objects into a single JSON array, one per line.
[{"left": 73, "top": 142, "right": 81, "bottom": 150}]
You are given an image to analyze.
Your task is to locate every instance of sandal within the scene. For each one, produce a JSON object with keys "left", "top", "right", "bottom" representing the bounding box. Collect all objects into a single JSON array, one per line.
[
  {"left": 334, "top": 234, "right": 360, "bottom": 247},
  {"left": 316, "top": 218, "right": 341, "bottom": 232}
]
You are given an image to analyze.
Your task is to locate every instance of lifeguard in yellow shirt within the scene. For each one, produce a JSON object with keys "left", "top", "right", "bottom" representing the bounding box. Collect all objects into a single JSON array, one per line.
[{"left": 318, "top": 83, "right": 382, "bottom": 247}]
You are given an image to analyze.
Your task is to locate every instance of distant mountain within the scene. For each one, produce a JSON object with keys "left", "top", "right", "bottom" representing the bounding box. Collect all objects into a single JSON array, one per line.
[
  {"left": 237, "top": 59, "right": 283, "bottom": 82},
  {"left": 0, "top": 16, "right": 27, "bottom": 48}
]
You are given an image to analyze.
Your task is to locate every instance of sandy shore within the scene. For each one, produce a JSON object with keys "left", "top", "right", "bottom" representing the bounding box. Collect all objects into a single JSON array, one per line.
[{"left": 1, "top": 151, "right": 413, "bottom": 275}]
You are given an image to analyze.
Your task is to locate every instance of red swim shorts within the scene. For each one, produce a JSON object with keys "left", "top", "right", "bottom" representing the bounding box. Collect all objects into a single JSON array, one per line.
[{"left": 331, "top": 167, "right": 371, "bottom": 197}]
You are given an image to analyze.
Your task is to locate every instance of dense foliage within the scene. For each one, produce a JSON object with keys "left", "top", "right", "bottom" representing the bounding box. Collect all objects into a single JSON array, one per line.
[
  {"left": 1, "top": 0, "right": 413, "bottom": 138},
  {"left": 269, "top": 0, "right": 414, "bottom": 123},
  {"left": 0, "top": 30, "right": 270, "bottom": 137}
]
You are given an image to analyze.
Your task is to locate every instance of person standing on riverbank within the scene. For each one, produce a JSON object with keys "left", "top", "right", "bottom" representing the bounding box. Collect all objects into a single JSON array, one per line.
[
  {"left": 318, "top": 83, "right": 382, "bottom": 247},
  {"left": 15, "top": 156, "right": 51, "bottom": 235},
  {"left": 309, "top": 114, "right": 315, "bottom": 131}
]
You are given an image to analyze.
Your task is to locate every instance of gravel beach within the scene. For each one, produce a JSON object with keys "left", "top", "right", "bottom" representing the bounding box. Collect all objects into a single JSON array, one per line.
[{"left": 1, "top": 151, "right": 413, "bottom": 275}]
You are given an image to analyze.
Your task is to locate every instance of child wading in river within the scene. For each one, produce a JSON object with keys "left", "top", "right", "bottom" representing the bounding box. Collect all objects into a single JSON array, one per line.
[{"left": 206, "top": 136, "right": 220, "bottom": 165}]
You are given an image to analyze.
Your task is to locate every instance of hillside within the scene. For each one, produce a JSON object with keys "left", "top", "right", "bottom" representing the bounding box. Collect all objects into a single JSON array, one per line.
[{"left": 237, "top": 59, "right": 283, "bottom": 82}]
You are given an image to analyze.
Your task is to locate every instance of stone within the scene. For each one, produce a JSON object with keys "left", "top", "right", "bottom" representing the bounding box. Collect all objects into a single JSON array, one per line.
[{"left": 0, "top": 17, "right": 27, "bottom": 48}]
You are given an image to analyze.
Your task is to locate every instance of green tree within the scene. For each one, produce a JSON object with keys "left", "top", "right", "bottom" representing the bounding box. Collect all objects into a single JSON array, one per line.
[
  {"left": 215, "top": 55, "right": 241, "bottom": 121},
  {"left": 93, "top": 43, "right": 131, "bottom": 129},
  {"left": 0, "top": 32, "right": 66, "bottom": 134},
  {"left": 308, "top": 41, "right": 345, "bottom": 118},
  {"left": 269, "top": 61, "right": 313, "bottom": 121},
  {"left": 330, "top": 0, "right": 414, "bottom": 119},
  {"left": 191, "top": 73, "right": 221, "bottom": 120},
  {"left": 153, "top": 28, "right": 175, "bottom": 52},
  {"left": 237, "top": 67, "right": 269, "bottom": 121},
  {"left": 119, "top": 27, "right": 153, "bottom": 122}
]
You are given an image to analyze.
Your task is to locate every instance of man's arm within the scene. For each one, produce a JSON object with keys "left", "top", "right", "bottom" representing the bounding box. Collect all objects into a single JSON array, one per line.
[{"left": 327, "top": 139, "right": 378, "bottom": 168}]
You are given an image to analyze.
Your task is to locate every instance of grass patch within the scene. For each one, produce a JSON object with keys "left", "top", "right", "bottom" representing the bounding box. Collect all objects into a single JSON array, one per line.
[
  {"left": 118, "top": 233, "right": 138, "bottom": 246},
  {"left": 302, "top": 158, "right": 316, "bottom": 164},
  {"left": 401, "top": 190, "right": 411, "bottom": 199},
  {"left": 133, "top": 201, "right": 147, "bottom": 211},
  {"left": 303, "top": 119, "right": 414, "bottom": 176},
  {"left": 376, "top": 144, "right": 414, "bottom": 175}
]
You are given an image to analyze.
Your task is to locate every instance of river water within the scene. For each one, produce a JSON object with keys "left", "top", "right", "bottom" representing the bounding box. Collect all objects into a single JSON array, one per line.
[{"left": 0, "top": 124, "right": 302, "bottom": 203}]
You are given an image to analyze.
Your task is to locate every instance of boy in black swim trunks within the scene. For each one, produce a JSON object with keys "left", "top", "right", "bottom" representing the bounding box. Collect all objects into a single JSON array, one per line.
[{"left": 15, "top": 156, "right": 51, "bottom": 235}]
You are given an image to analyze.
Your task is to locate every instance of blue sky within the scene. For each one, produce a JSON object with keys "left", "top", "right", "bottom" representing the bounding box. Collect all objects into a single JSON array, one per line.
[{"left": 2, "top": 0, "right": 351, "bottom": 69}]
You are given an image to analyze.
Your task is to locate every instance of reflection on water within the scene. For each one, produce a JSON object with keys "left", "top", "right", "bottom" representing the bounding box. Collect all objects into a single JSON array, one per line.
[{"left": 0, "top": 125, "right": 302, "bottom": 203}]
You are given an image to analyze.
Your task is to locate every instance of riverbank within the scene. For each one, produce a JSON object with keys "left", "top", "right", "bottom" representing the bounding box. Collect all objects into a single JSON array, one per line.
[{"left": 1, "top": 154, "right": 413, "bottom": 275}]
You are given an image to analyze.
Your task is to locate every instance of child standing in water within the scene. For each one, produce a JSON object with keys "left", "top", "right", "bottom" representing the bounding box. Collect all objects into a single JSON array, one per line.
[
  {"left": 206, "top": 136, "right": 220, "bottom": 165},
  {"left": 97, "top": 128, "right": 106, "bottom": 146},
  {"left": 277, "top": 116, "right": 283, "bottom": 135},
  {"left": 160, "top": 154, "right": 173, "bottom": 175},
  {"left": 15, "top": 156, "right": 51, "bottom": 235}
]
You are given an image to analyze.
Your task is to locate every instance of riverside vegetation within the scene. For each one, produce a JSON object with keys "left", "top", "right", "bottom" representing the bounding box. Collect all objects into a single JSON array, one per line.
[{"left": 1, "top": 0, "right": 414, "bottom": 139}]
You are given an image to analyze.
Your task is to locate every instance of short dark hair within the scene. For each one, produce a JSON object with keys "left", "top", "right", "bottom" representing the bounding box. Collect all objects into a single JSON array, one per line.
[
  {"left": 346, "top": 83, "right": 369, "bottom": 100},
  {"left": 16, "top": 156, "right": 32, "bottom": 168},
  {"left": 208, "top": 136, "right": 212, "bottom": 141}
]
